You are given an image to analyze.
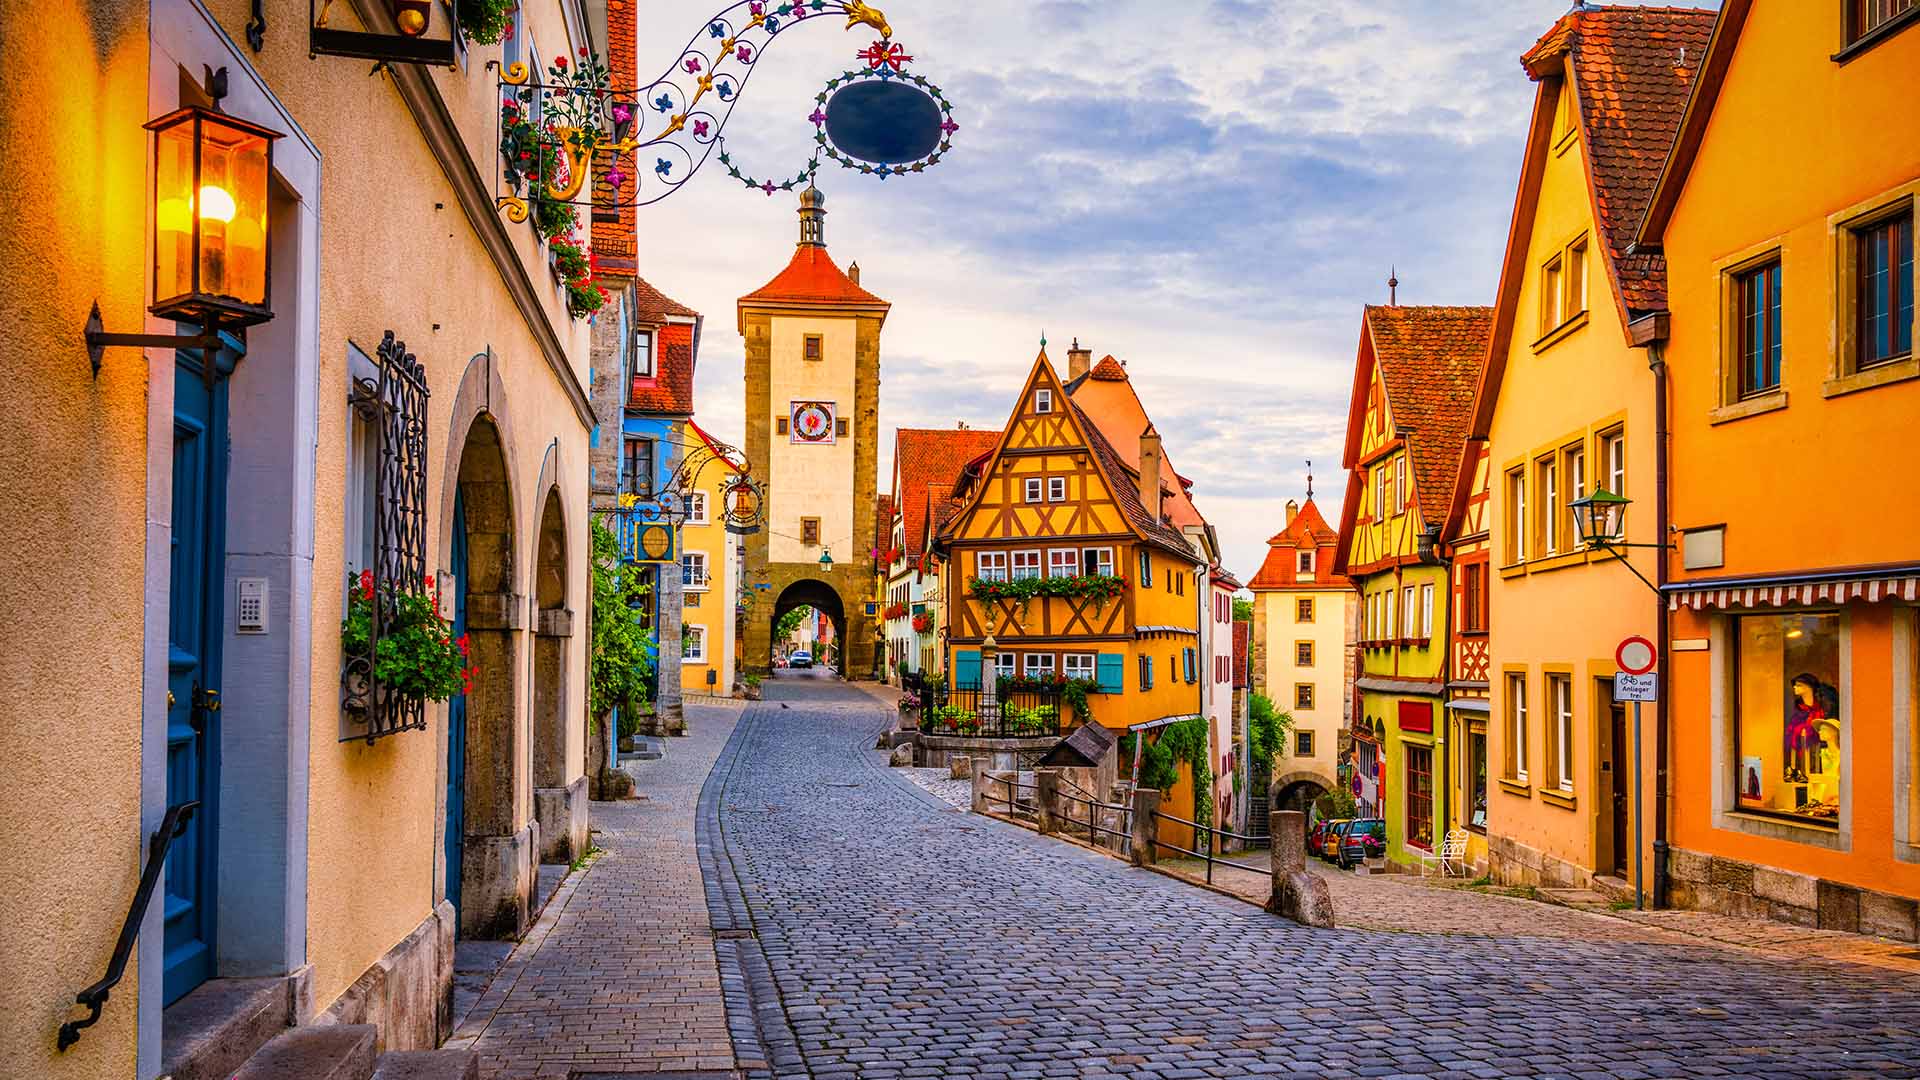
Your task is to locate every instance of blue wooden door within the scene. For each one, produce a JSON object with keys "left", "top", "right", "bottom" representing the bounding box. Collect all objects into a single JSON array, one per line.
[
  {"left": 445, "top": 493, "right": 469, "bottom": 919},
  {"left": 164, "top": 351, "right": 229, "bottom": 1005}
]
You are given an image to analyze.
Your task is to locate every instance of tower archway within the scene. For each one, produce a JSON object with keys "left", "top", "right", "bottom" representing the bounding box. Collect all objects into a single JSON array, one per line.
[{"left": 770, "top": 579, "right": 847, "bottom": 671}]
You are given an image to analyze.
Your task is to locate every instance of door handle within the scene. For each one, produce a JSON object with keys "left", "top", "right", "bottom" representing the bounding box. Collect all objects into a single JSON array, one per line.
[{"left": 190, "top": 683, "right": 220, "bottom": 734}]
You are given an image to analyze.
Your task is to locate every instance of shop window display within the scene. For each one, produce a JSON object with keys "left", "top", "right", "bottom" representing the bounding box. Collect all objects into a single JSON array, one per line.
[{"left": 1735, "top": 612, "right": 1842, "bottom": 825}]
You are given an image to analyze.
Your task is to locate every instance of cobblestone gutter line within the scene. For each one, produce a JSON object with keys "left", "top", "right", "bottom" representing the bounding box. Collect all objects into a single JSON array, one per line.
[{"left": 697, "top": 705, "right": 808, "bottom": 1080}]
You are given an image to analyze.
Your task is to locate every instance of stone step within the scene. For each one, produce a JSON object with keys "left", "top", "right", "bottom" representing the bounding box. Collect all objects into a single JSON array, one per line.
[
  {"left": 230, "top": 1024, "right": 377, "bottom": 1080},
  {"left": 372, "top": 1049, "right": 480, "bottom": 1080},
  {"left": 160, "top": 976, "right": 294, "bottom": 1080}
]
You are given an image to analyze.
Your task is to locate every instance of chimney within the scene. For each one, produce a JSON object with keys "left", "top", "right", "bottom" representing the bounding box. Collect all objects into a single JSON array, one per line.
[
  {"left": 1285, "top": 499, "right": 1299, "bottom": 525},
  {"left": 1067, "top": 337, "right": 1091, "bottom": 380},
  {"left": 1138, "top": 425, "right": 1163, "bottom": 523},
  {"left": 848, "top": 260, "right": 860, "bottom": 285}
]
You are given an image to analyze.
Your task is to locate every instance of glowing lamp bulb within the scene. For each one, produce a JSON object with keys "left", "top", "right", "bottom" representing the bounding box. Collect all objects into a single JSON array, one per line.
[{"left": 198, "top": 184, "right": 236, "bottom": 223}]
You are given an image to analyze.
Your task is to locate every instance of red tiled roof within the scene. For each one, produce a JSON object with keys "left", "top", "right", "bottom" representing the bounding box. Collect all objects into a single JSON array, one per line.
[
  {"left": 1365, "top": 306, "right": 1493, "bottom": 524},
  {"left": 1088, "top": 355, "right": 1128, "bottom": 381},
  {"left": 1247, "top": 498, "right": 1342, "bottom": 590},
  {"left": 874, "top": 494, "right": 894, "bottom": 567},
  {"left": 629, "top": 319, "right": 698, "bottom": 415},
  {"left": 1072, "top": 401, "right": 1194, "bottom": 557},
  {"left": 1211, "top": 566, "right": 1243, "bottom": 592},
  {"left": 1524, "top": 6, "right": 1716, "bottom": 315},
  {"left": 739, "top": 245, "right": 887, "bottom": 307},
  {"left": 633, "top": 275, "right": 697, "bottom": 323},
  {"left": 891, "top": 428, "right": 1001, "bottom": 559}
]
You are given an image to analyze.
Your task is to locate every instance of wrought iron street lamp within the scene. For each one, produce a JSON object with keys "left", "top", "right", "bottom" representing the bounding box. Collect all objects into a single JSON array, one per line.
[
  {"left": 85, "top": 79, "right": 285, "bottom": 376},
  {"left": 819, "top": 548, "right": 834, "bottom": 567},
  {"left": 1569, "top": 489, "right": 1667, "bottom": 594}
]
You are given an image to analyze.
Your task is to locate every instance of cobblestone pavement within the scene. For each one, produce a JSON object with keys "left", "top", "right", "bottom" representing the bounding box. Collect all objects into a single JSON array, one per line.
[
  {"left": 707, "top": 683, "right": 1920, "bottom": 1080},
  {"left": 448, "top": 704, "right": 743, "bottom": 1079}
]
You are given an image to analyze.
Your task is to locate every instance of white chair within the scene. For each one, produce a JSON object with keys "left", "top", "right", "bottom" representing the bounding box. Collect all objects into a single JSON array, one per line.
[{"left": 1419, "top": 828, "right": 1471, "bottom": 877}]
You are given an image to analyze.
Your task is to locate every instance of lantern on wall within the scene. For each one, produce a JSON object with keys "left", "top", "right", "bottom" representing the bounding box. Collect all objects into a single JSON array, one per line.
[
  {"left": 1569, "top": 488, "right": 1630, "bottom": 550},
  {"left": 146, "top": 106, "right": 283, "bottom": 327}
]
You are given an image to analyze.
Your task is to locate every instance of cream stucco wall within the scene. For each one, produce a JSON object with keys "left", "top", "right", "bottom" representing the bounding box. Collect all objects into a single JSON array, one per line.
[
  {"left": 767, "top": 314, "right": 857, "bottom": 564},
  {"left": 1258, "top": 588, "right": 1351, "bottom": 786},
  {"left": 0, "top": 1, "right": 152, "bottom": 1075}
]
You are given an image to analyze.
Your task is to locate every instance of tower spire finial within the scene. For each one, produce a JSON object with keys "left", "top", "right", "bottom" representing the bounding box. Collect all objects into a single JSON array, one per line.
[
  {"left": 797, "top": 184, "right": 826, "bottom": 247},
  {"left": 1387, "top": 266, "right": 1399, "bottom": 306},
  {"left": 1306, "top": 459, "right": 1314, "bottom": 500}
]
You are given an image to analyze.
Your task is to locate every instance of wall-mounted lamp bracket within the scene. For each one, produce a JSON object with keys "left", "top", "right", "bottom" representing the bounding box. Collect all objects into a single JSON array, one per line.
[{"left": 84, "top": 302, "right": 227, "bottom": 378}]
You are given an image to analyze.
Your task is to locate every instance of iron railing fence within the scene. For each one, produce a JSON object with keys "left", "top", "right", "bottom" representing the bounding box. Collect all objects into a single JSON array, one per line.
[
  {"left": 916, "top": 684, "right": 1067, "bottom": 738},
  {"left": 1148, "top": 808, "right": 1272, "bottom": 886}
]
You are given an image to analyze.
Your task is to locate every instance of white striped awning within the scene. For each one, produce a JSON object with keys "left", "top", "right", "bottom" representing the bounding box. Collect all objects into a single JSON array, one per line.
[{"left": 1667, "top": 573, "right": 1920, "bottom": 611}]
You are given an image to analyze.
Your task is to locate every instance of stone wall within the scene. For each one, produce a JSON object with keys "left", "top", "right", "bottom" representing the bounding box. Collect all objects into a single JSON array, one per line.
[{"left": 1665, "top": 847, "right": 1920, "bottom": 941}]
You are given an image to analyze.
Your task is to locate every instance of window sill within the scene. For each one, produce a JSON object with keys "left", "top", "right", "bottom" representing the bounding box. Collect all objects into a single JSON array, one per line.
[
  {"left": 1823, "top": 355, "right": 1919, "bottom": 399},
  {"left": 1531, "top": 310, "right": 1590, "bottom": 354},
  {"left": 1525, "top": 550, "right": 1588, "bottom": 575},
  {"left": 1497, "top": 777, "right": 1532, "bottom": 797},
  {"left": 1709, "top": 390, "right": 1788, "bottom": 425},
  {"left": 1499, "top": 562, "right": 1529, "bottom": 580},
  {"left": 1721, "top": 810, "right": 1846, "bottom": 849},
  {"left": 1833, "top": 7, "right": 1920, "bottom": 64},
  {"left": 1541, "top": 786, "right": 1577, "bottom": 811}
]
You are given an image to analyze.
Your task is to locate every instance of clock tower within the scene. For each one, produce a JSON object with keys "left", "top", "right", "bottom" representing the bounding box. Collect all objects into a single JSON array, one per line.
[{"left": 738, "top": 186, "right": 889, "bottom": 676}]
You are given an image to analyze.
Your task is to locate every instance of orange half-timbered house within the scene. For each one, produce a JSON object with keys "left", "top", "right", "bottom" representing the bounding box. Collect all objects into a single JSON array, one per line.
[
  {"left": 934, "top": 351, "right": 1207, "bottom": 822},
  {"left": 1442, "top": 438, "right": 1493, "bottom": 871}
]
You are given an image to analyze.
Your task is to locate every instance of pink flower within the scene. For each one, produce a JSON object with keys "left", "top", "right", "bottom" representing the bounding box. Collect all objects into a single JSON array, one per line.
[
  {"left": 684, "top": 56, "right": 702, "bottom": 74},
  {"left": 610, "top": 102, "right": 632, "bottom": 125}
]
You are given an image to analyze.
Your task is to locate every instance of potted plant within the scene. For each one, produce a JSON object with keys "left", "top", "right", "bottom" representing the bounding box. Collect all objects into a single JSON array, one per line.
[{"left": 340, "top": 570, "right": 471, "bottom": 710}]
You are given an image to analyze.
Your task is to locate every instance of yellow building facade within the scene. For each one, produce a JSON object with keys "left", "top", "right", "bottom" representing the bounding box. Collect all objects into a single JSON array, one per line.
[
  {"left": 1468, "top": 6, "right": 1715, "bottom": 893},
  {"left": 679, "top": 422, "right": 743, "bottom": 698},
  {"left": 1335, "top": 305, "right": 1490, "bottom": 867},
  {"left": 2, "top": 1, "right": 595, "bottom": 1074}
]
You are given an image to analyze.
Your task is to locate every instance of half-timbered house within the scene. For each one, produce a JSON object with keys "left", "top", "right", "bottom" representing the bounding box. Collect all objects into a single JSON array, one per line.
[
  {"left": 934, "top": 350, "right": 1205, "bottom": 757},
  {"left": 1442, "top": 438, "right": 1493, "bottom": 874},
  {"left": 1334, "top": 304, "right": 1492, "bottom": 867}
]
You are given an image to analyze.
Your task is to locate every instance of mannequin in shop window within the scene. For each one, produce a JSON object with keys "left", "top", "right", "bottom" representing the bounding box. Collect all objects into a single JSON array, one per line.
[{"left": 1783, "top": 672, "right": 1839, "bottom": 791}]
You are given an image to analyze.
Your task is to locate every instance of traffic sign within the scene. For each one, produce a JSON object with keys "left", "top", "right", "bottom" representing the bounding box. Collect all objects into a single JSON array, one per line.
[
  {"left": 1614, "top": 672, "right": 1657, "bottom": 702},
  {"left": 1616, "top": 636, "right": 1657, "bottom": 675}
]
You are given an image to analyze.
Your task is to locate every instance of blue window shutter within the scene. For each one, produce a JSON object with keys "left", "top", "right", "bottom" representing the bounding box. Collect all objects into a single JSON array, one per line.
[
  {"left": 1182, "top": 648, "right": 1194, "bottom": 683},
  {"left": 1146, "top": 654, "right": 1155, "bottom": 689},
  {"left": 1096, "top": 653, "right": 1124, "bottom": 694},
  {"left": 955, "top": 649, "right": 981, "bottom": 689}
]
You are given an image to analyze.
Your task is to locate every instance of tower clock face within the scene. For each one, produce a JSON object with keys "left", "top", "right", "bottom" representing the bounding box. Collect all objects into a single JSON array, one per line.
[{"left": 791, "top": 401, "right": 836, "bottom": 444}]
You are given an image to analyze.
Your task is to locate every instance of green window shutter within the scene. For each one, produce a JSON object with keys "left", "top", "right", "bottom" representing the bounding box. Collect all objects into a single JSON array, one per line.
[
  {"left": 954, "top": 649, "right": 981, "bottom": 689},
  {"left": 1095, "top": 653, "right": 1124, "bottom": 694}
]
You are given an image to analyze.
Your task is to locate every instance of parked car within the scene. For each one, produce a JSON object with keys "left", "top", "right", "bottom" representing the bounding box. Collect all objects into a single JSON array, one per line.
[
  {"left": 1316, "top": 818, "right": 1353, "bottom": 861},
  {"left": 1337, "top": 818, "right": 1386, "bottom": 869},
  {"left": 789, "top": 650, "right": 813, "bottom": 669}
]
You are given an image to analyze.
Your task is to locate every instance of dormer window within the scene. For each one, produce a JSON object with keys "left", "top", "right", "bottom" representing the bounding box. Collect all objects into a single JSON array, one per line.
[
  {"left": 634, "top": 328, "right": 655, "bottom": 378},
  {"left": 1034, "top": 388, "right": 1052, "bottom": 414},
  {"left": 1296, "top": 549, "right": 1315, "bottom": 576}
]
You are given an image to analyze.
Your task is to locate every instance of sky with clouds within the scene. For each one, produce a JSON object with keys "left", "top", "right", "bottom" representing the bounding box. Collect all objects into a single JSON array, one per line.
[{"left": 632, "top": 0, "right": 1716, "bottom": 581}]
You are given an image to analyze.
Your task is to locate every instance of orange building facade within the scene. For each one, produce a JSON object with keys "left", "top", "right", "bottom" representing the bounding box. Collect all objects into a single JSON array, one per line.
[{"left": 1638, "top": 0, "right": 1920, "bottom": 936}]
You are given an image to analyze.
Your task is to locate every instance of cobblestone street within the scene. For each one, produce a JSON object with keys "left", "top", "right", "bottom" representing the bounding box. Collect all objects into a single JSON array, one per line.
[{"left": 702, "top": 678, "right": 1920, "bottom": 1080}]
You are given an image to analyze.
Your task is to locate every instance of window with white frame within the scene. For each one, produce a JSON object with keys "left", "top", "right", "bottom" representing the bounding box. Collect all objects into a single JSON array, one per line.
[
  {"left": 1402, "top": 585, "right": 1417, "bottom": 639},
  {"left": 634, "top": 327, "right": 655, "bottom": 378},
  {"left": 682, "top": 624, "right": 707, "bottom": 663},
  {"left": 1011, "top": 550, "right": 1042, "bottom": 580},
  {"left": 1024, "top": 477, "right": 1043, "bottom": 503},
  {"left": 685, "top": 490, "right": 709, "bottom": 525},
  {"left": 1549, "top": 673, "right": 1574, "bottom": 792},
  {"left": 1047, "top": 476, "right": 1067, "bottom": 502},
  {"left": 1297, "top": 549, "right": 1315, "bottom": 575},
  {"left": 1420, "top": 583, "right": 1434, "bottom": 639},
  {"left": 994, "top": 652, "right": 1017, "bottom": 679},
  {"left": 1034, "top": 388, "right": 1052, "bottom": 413},
  {"left": 1047, "top": 549, "right": 1079, "bottom": 578},
  {"left": 976, "top": 551, "right": 1007, "bottom": 581},
  {"left": 1064, "top": 653, "right": 1096, "bottom": 681},
  {"left": 1506, "top": 672, "right": 1529, "bottom": 781},
  {"left": 345, "top": 344, "right": 379, "bottom": 601},
  {"left": 682, "top": 551, "right": 709, "bottom": 589},
  {"left": 1081, "top": 546, "right": 1115, "bottom": 576},
  {"left": 1024, "top": 653, "right": 1056, "bottom": 677},
  {"left": 1602, "top": 428, "right": 1626, "bottom": 498},
  {"left": 1393, "top": 456, "right": 1406, "bottom": 514}
]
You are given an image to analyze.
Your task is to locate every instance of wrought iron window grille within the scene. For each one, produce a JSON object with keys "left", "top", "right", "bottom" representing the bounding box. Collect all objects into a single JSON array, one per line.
[{"left": 341, "top": 330, "right": 433, "bottom": 742}]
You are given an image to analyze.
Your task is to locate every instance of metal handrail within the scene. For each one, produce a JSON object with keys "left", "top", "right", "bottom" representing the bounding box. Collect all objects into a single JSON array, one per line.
[
  {"left": 1053, "top": 788, "right": 1132, "bottom": 852},
  {"left": 59, "top": 801, "right": 199, "bottom": 1050},
  {"left": 1148, "top": 808, "right": 1270, "bottom": 885}
]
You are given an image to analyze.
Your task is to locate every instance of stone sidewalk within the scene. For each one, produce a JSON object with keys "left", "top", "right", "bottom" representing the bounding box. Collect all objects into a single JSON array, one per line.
[{"left": 445, "top": 705, "right": 743, "bottom": 1079}]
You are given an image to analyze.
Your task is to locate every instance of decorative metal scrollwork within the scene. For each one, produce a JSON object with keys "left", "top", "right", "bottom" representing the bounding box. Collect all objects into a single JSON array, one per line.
[
  {"left": 341, "top": 330, "right": 432, "bottom": 742},
  {"left": 593, "top": 433, "right": 767, "bottom": 564}
]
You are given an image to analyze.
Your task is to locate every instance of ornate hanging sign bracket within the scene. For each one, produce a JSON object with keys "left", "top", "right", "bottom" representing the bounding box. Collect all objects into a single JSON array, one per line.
[{"left": 491, "top": 0, "right": 955, "bottom": 222}]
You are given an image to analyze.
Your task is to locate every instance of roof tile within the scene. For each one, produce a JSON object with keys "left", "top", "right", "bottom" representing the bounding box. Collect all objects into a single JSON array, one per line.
[
  {"left": 740, "top": 245, "right": 887, "bottom": 306},
  {"left": 1365, "top": 305, "right": 1493, "bottom": 524},
  {"left": 891, "top": 428, "right": 1002, "bottom": 559}
]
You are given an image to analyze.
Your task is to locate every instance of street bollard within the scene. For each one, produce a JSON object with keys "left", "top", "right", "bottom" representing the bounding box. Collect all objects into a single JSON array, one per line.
[
  {"left": 970, "top": 767, "right": 995, "bottom": 814},
  {"left": 1129, "top": 788, "right": 1161, "bottom": 867},
  {"left": 949, "top": 755, "right": 973, "bottom": 781},
  {"left": 1266, "top": 809, "right": 1334, "bottom": 928},
  {"left": 1035, "top": 769, "right": 1061, "bottom": 835}
]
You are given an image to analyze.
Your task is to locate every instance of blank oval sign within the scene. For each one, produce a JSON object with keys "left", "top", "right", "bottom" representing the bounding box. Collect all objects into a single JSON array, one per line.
[{"left": 824, "top": 81, "right": 942, "bottom": 164}]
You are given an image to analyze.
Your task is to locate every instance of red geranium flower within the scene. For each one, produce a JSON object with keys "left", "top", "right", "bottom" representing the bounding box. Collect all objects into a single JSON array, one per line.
[{"left": 360, "top": 569, "right": 375, "bottom": 600}]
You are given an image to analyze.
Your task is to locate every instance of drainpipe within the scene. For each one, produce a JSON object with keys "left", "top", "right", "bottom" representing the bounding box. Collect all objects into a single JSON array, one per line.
[{"left": 1650, "top": 337, "right": 1672, "bottom": 909}]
